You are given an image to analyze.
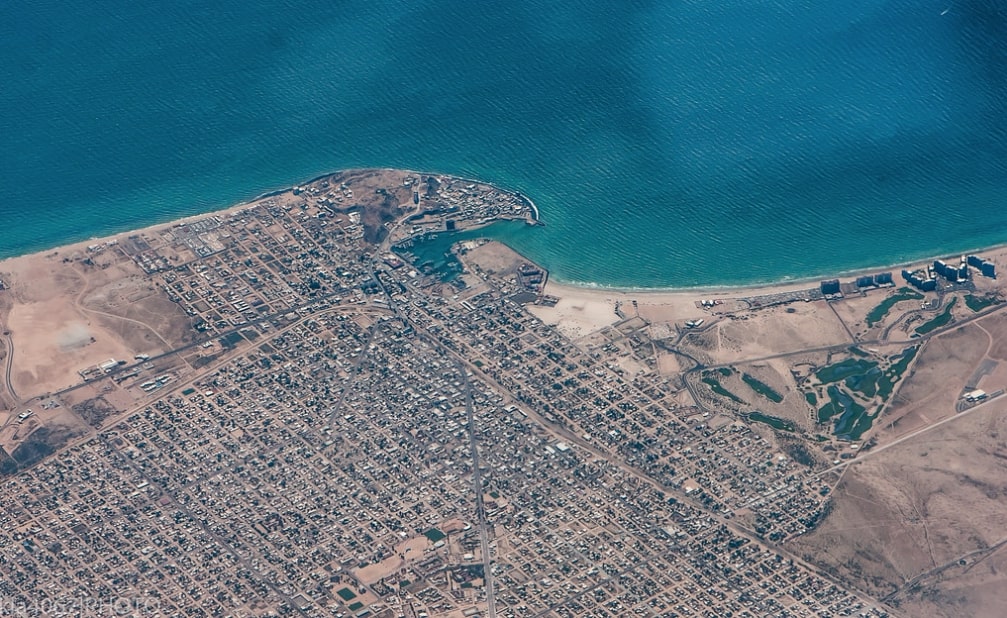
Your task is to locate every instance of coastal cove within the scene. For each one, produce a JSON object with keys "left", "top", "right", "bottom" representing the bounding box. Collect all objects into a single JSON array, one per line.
[
  {"left": 6, "top": 166, "right": 1004, "bottom": 311},
  {"left": 4, "top": 0, "right": 1007, "bottom": 288},
  {"left": 1, "top": 168, "right": 1007, "bottom": 616},
  {"left": 6, "top": 170, "right": 1007, "bottom": 298}
]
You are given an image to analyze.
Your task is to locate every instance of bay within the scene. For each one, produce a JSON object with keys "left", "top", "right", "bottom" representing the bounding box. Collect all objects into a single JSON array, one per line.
[{"left": 2, "top": 0, "right": 1005, "bottom": 287}]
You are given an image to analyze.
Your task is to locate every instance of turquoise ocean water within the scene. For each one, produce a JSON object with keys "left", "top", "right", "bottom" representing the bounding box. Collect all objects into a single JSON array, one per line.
[{"left": 2, "top": 0, "right": 1006, "bottom": 288}]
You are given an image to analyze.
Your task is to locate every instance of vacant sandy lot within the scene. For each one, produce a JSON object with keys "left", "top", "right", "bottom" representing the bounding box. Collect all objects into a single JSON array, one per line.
[
  {"left": 0, "top": 230, "right": 197, "bottom": 400},
  {"left": 527, "top": 286, "right": 621, "bottom": 339},
  {"left": 896, "top": 542, "right": 1007, "bottom": 618},
  {"left": 876, "top": 323, "right": 988, "bottom": 442},
  {"left": 463, "top": 240, "right": 530, "bottom": 278},
  {"left": 529, "top": 276, "right": 834, "bottom": 343},
  {"left": 678, "top": 300, "right": 850, "bottom": 365},
  {"left": 981, "top": 311, "right": 1007, "bottom": 362},
  {"left": 79, "top": 267, "right": 194, "bottom": 351},
  {"left": 791, "top": 401, "right": 1007, "bottom": 616},
  {"left": 1, "top": 253, "right": 135, "bottom": 398}
]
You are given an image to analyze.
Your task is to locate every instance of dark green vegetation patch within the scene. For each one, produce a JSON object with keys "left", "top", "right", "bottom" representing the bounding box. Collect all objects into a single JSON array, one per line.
[
  {"left": 336, "top": 587, "right": 357, "bottom": 602},
  {"left": 219, "top": 331, "right": 244, "bottom": 348},
  {"left": 815, "top": 358, "right": 878, "bottom": 384},
  {"left": 424, "top": 528, "right": 446, "bottom": 543},
  {"left": 843, "top": 365, "right": 883, "bottom": 398},
  {"left": 701, "top": 374, "right": 746, "bottom": 404},
  {"left": 779, "top": 438, "right": 817, "bottom": 467},
  {"left": 0, "top": 448, "right": 17, "bottom": 476},
  {"left": 748, "top": 412, "right": 794, "bottom": 432},
  {"left": 865, "top": 287, "right": 923, "bottom": 327},
  {"left": 742, "top": 373, "right": 783, "bottom": 403},
  {"left": 879, "top": 346, "right": 917, "bottom": 400},
  {"left": 817, "top": 385, "right": 869, "bottom": 440},
  {"left": 915, "top": 296, "right": 957, "bottom": 335},
  {"left": 964, "top": 294, "right": 999, "bottom": 313},
  {"left": 809, "top": 346, "right": 917, "bottom": 441},
  {"left": 11, "top": 425, "right": 83, "bottom": 468}
]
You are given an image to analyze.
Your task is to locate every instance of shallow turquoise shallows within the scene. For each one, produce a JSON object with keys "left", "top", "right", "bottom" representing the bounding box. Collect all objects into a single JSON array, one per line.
[{"left": 2, "top": 0, "right": 1005, "bottom": 288}]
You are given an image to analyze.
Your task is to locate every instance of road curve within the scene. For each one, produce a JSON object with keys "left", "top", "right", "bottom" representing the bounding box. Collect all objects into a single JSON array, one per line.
[{"left": 3, "top": 330, "right": 17, "bottom": 404}]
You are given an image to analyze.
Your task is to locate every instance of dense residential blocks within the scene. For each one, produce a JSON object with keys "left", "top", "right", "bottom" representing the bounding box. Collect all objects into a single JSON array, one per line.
[{"left": 0, "top": 170, "right": 905, "bottom": 617}]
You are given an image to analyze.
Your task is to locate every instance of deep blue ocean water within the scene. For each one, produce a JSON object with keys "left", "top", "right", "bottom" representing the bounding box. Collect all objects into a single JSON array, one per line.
[{"left": 2, "top": 0, "right": 1006, "bottom": 288}]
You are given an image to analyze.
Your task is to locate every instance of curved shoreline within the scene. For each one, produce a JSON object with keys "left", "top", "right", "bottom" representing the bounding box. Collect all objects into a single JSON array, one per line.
[
  {"left": 1, "top": 168, "right": 1003, "bottom": 300},
  {"left": 544, "top": 240, "right": 1006, "bottom": 295}
]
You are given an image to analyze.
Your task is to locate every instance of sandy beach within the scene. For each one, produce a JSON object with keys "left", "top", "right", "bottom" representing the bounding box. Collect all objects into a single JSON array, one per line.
[
  {"left": 528, "top": 278, "right": 828, "bottom": 340},
  {"left": 529, "top": 246, "right": 1007, "bottom": 340},
  {"left": 1, "top": 163, "right": 1004, "bottom": 357}
]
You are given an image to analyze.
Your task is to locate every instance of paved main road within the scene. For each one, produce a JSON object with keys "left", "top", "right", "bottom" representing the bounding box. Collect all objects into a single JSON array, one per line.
[{"left": 455, "top": 358, "right": 497, "bottom": 618}]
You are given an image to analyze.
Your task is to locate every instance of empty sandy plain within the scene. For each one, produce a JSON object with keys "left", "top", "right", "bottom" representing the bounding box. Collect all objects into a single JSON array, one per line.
[
  {"left": 0, "top": 244, "right": 193, "bottom": 401},
  {"left": 791, "top": 399, "right": 1007, "bottom": 617}
]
